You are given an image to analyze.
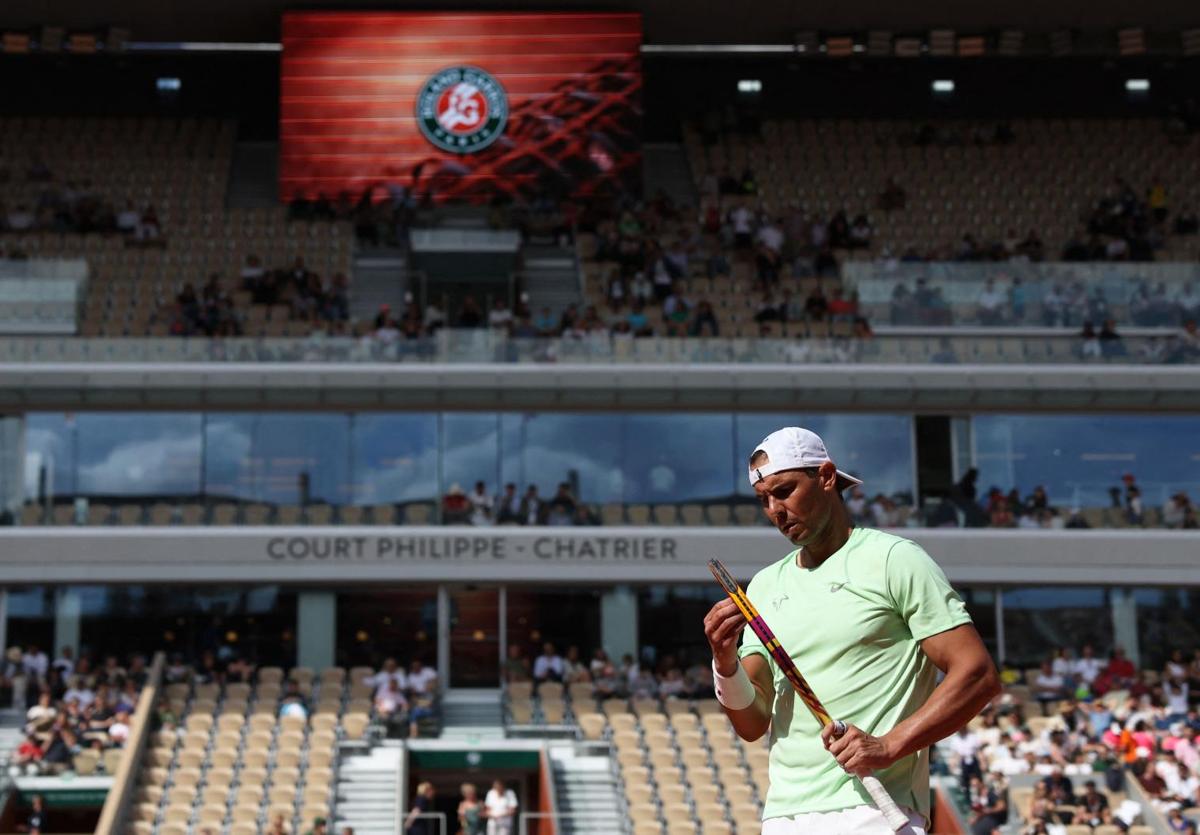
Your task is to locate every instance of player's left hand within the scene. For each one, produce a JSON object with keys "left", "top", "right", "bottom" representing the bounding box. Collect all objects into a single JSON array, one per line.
[{"left": 821, "top": 722, "right": 897, "bottom": 777}]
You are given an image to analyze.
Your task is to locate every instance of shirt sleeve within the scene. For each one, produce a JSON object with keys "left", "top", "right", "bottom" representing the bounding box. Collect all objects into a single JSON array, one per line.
[{"left": 884, "top": 538, "right": 972, "bottom": 642}]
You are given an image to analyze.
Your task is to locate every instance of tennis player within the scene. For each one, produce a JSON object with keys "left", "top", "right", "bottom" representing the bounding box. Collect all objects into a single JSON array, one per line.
[{"left": 703, "top": 427, "right": 1000, "bottom": 834}]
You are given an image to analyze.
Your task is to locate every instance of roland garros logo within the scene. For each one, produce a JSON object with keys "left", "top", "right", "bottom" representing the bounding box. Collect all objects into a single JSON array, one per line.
[{"left": 416, "top": 66, "right": 508, "bottom": 154}]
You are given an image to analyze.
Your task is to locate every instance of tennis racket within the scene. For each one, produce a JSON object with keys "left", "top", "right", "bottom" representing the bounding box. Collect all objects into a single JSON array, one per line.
[{"left": 708, "top": 558, "right": 911, "bottom": 832}]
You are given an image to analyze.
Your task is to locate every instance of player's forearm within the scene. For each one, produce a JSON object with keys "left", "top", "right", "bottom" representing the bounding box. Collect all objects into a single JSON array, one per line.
[{"left": 881, "top": 661, "right": 1000, "bottom": 762}]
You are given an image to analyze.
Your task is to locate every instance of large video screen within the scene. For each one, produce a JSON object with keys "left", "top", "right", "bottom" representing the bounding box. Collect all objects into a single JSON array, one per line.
[{"left": 280, "top": 12, "right": 642, "bottom": 203}]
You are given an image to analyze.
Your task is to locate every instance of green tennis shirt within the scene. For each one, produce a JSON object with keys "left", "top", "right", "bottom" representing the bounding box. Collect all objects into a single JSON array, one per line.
[{"left": 736, "top": 526, "right": 971, "bottom": 822}]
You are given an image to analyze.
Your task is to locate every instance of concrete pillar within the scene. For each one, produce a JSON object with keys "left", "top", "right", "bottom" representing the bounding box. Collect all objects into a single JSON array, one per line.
[
  {"left": 53, "top": 587, "right": 81, "bottom": 658},
  {"left": 601, "top": 585, "right": 638, "bottom": 664},
  {"left": 1111, "top": 588, "right": 1140, "bottom": 670},
  {"left": 297, "top": 591, "right": 336, "bottom": 671}
]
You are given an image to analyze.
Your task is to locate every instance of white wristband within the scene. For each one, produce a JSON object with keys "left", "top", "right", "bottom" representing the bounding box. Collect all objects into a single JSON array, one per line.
[{"left": 712, "top": 658, "right": 756, "bottom": 710}]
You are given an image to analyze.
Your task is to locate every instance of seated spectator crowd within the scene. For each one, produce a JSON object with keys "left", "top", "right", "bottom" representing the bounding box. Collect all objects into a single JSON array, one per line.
[
  {"left": 948, "top": 643, "right": 1200, "bottom": 834},
  {"left": 6, "top": 644, "right": 145, "bottom": 777},
  {"left": 504, "top": 642, "right": 715, "bottom": 704},
  {"left": 932, "top": 471, "right": 1198, "bottom": 531}
]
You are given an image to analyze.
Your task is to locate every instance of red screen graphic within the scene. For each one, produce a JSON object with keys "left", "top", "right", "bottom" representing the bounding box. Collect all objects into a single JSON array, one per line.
[{"left": 280, "top": 12, "right": 643, "bottom": 203}]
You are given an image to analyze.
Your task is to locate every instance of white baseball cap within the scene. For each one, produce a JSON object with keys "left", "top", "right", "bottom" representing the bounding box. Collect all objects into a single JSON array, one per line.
[{"left": 747, "top": 426, "right": 863, "bottom": 491}]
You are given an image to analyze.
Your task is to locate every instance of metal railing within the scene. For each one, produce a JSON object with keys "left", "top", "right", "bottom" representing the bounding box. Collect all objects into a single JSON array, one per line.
[
  {"left": 400, "top": 811, "right": 448, "bottom": 835},
  {"left": 0, "top": 331, "right": 1195, "bottom": 365}
]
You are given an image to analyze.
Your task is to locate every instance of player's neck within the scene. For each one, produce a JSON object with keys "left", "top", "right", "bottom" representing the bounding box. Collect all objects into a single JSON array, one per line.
[{"left": 796, "top": 506, "right": 853, "bottom": 568}]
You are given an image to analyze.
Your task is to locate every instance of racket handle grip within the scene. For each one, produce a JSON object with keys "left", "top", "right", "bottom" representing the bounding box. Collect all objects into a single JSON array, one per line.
[{"left": 860, "top": 775, "right": 910, "bottom": 832}]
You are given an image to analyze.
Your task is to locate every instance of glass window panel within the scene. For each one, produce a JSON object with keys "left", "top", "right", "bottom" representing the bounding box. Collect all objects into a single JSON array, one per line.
[
  {"left": 6, "top": 587, "right": 55, "bottom": 655},
  {"left": 972, "top": 415, "right": 1200, "bottom": 508},
  {"left": 72, "top": 413, "right": 203, "bottom": 497},
  {"left": 735, "top": 414, "right": 915, "bottom": 501},
  {"left": 958, "top": 587, "right": 998, "bottom": 659},
  {"left": 24, "top": 414, "right": 75, "bottom": 498},
  {"left": 1002, "top": 587, "right": 1113, "bottom": 668},
  {"left": 621, "top": 414, "right": 735, "bottom": 504},
  {"left": 1132, "top": 587, "right": 1200, "bottom": 670},
  {"left": 335, "top": 588, "right": 438, "bottom": 668},
  {"left": 440, "top": 414, "right": 500, "bottom": 498},
  {"left": 499, "top": 414, "right": 624, "bottom": 505},
  {"left": 506, "top": 588, "right": 603, "bottom": 676},
  {"left": 349, "top": 414, "right": 438, "bottom": 504},
  {"left": 638, "top": 584, "right": 727, "bottom": 670},
  {"left": 204, "top": 414, "right": 350, "bottom": 504},
  {"left": 76, "top": 585, "right": 297, "bottom": 666}
]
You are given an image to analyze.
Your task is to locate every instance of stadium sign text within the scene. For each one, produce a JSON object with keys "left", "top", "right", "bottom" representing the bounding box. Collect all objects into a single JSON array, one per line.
[
  {"left": 266, "top": 535, "right": 678, "bottom": 562},
  {"left": 415, "top": 65, "right": 508, "bottom": 154}
]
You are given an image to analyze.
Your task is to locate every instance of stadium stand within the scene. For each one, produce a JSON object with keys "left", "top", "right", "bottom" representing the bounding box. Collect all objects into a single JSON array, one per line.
[
  {"left": 0, "top": 118, "right": 353, "bottom": 338},
  {"left": 683, "top": 118, "right": 1200, "bottom": 264},
  {"left": 128, "top": 666, "right": 367, "bottom": 835}
]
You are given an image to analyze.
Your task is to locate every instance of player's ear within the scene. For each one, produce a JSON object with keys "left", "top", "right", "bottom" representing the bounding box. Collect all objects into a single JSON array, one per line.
[{"left": 818, "top": 461, "right": 839, "bottom": 492}]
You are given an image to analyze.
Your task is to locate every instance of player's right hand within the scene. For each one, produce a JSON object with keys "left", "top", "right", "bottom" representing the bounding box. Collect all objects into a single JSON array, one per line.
[{"left": 704, "top": 598, "right": 747, "bottom": 676}]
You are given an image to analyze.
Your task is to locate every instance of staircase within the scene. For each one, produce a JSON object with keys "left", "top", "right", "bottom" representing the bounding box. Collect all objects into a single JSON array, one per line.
[
  {"left": 334, "top": 742, "right": 403, "bottom": 835},
  {"left": 0, "top": 709, "right": 25, "bottom": 767},
  {"left": 548, "top": 743, "right": 624, "bottom": 834},
  {"left": 642, "top": 143, "right": 699, "bottom": 209},
  {"left": 522, "top": 243, "right": 581, "bottom": 319},
  {"left": 226, "top": 141, "right": 280, "bottom": 208},
  {"left": 439, "top": 689, "right": 505, "bottom": 742},
  {"left": 351, "top": 250, "right": 410, "bottom": 323}
]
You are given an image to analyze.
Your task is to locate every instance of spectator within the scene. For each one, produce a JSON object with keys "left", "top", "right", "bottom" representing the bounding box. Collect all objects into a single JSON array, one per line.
[
  {"left": 458, "top": 783, "right": 485, "bottom": 835},
  {"left": 406, "top": 660, "right": 438, "bottom": 738},
  {"left": 503, "top": 645, "right": 530, "bottom": 683},
  {"left": 487, "top": 299, "right": 513, "bottom": 330},
  {"left": 562, "top": 646, "right": 587, "bottom": 684},
  {"left": 1099, "top": 318, "right": 1126, "bottom": 358},
  {"left": 1164, "top": 493, "right": 1193, "bottom": 529},
  {"left": 441, "top": 484, "right": 470, "bottom": 525},
  {"left": 1033, "top": 660, "right": 1068, "bottom": 712},
  {"left": 23, "top": 794, "right": 45, "bottom": 835},
  {"left": 879, "top": 177, "right": 907, "bottom": 211},
  {"left": 469, "top": 481, "right": 494, "bottom": 526},
  {"left": 977, "top": 279, "right": 1008, "bottom": 325},
  {"left": 495, "top": 483, "right": 522, "bottom": 525},
  {"left": 952, "top": 726, "right": 984, "bottom": 791},
  {"left": 532, "top": 643, "right": 564, "bottom": 682},
  {"left": 968, "top": 772, "right": 1008, "bottom": 835},
  {"left": 375, "top": 678, "right": 408, "bottom": 732},
  {"left": 9, "top": 733, "right": 43, "bottom": 776},
  {"left": 484, "top": 780, "right": 518, "bottom": 835},
  {"left": 25, "top": 692, "right": 55, "bottom": 733},
  {"left": 804, "top": 284, "right": 828, "bottom": 321},
  {"left": 543, "top": 484, "right": 577, "bottom": 526},
  {"left": 458, "top": 296, "right": 484, "bottom": 328},
  {"left": 1073, "top": 645, "right": 1104, "bottom": 688},
  {"left": 519, "top": 485, "right": 542, "bottom": 526},
  {"left": 404, "top": 784, "right": 435, "bottom": 835},
  {"left": 367, "top": 658, "right": 406, "bottom": 697}
]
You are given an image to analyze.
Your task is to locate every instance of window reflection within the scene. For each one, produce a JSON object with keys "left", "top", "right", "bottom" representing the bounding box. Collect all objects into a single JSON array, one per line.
[
  {"left": 440, "top": 414, "right": 499, "bottom": 497},
  {"left": 21, "top": 410, "right": 920, "bottom": 514},
  {"left": 735, "top": 414, "right": 915, "bottom": 501},
  {"left": 75, "top": 414, "right": 202, "bottom": 497},
  {"left": 499, "top": 414, "right": 623, "bottom": 504},
  {"left": 205, "top": 414, "right": 350, "bottom": 504},
  {"left": 973, "top": 415, "right": 1200, "bottom": 508},
  {"left": 349, "top": 414, "right": 438, "bottom": 504},
  {"left": 623, "top": 415, "right": 735, "bottom": 505},
  {"left": 24, "top": 414, "right": 76, "bottom": 499}
]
